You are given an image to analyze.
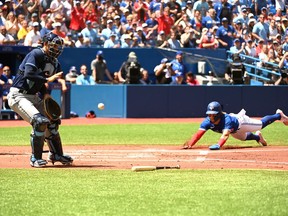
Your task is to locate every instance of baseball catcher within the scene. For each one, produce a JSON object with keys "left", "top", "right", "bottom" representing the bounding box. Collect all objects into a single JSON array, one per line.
[
  {"left": 7, "top": 32, "right": 73, "bottom": 167},
  {"left": 183, "top": 101, "right": 288, "bottom": 150}
]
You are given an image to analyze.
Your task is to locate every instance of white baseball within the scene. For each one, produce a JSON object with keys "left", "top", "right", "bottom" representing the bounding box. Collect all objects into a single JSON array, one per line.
[{"left": 98, "top": 103, "right": 105, "bottom": 110}]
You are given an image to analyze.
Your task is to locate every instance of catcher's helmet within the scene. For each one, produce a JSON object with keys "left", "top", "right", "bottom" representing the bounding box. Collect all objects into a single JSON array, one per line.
[
  {"left": 42, "top": 32, "right": 64, "bottom": 58},
  {"left": 206, "top": 101, "right": 222, "bottom": 115}
]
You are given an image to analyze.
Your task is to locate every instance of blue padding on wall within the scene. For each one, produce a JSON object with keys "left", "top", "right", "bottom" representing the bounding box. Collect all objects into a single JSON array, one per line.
[
  {"left": 68, "top": 85, "right": 288, "bottom": 118},
  {"left": 167, "top": 86, "right": 206, "bottom": 117},
  {"left": 242, "top": 86, "right": 288, "bottom": 116},
  {"left": 126, "top": 85, "right": 169, "bottom": 118},
  {"left": 70, "top": 84, "right": 126, "bottom": 118}
]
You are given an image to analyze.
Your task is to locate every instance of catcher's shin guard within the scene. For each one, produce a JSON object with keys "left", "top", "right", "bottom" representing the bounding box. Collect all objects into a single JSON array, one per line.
[
  {"left": 30, "top": 113, "right": 49, "bottom": 164},
  {"left": 30, "top": 134, "right": 45, "bottom": 160},
  {"left": 46, "top": 133, "right": 73, "bottom": 165}
]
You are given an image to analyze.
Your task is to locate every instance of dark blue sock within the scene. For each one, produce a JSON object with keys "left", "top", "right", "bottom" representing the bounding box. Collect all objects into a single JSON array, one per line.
[
  {"left": 261, "top": 114, "right": 281, "bottom": 129},
  {"left": 246, "top": 132, "right": 259, "bottom": 141}
]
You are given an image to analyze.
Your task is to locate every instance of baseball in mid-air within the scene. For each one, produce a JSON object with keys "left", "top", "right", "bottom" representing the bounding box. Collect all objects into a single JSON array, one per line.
[{"left": 98, "top": 103, "right": 105, "bottom": 110}]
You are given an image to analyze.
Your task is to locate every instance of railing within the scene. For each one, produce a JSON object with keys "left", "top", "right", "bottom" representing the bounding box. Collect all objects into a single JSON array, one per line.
[{"left": 227, "top": 51, "right": 281, "bottom": 83}]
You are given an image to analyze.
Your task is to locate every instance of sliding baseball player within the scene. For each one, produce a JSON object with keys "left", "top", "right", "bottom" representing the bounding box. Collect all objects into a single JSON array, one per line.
[{"left": 183, "top": 101, "right": 288, "bottom": 150}]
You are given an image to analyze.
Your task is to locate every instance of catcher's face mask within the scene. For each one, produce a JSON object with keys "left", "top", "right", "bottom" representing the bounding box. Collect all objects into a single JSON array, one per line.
[{"left": 43, "top": 32, "right": 64, "bottom": 59}]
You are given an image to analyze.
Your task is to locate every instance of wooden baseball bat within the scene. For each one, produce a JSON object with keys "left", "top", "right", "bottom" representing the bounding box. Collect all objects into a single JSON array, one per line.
[{"left": 131, "top": 165, "right": 180, "bottom": 172}]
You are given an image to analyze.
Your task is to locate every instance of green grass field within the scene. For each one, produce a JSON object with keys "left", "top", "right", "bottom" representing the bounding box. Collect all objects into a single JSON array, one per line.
[
  {"left": 0, "top": 122, "right": 287, "bottom": 146},
  {"left": 0, "top": 122, "right": 288, "bottom": 216}
]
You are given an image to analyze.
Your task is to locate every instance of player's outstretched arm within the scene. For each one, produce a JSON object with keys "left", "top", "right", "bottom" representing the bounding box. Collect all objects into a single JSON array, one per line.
[
  {"left": 182, "top": 130, "right": 206, "bottom": 149},
  {"left": 209, "top": 129, "right": 231, "bottom": 150}
]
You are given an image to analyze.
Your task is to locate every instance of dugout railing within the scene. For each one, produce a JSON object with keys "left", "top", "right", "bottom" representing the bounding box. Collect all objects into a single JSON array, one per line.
[{"left": 227, "top": 51, "right": 281, "bottom": 84}]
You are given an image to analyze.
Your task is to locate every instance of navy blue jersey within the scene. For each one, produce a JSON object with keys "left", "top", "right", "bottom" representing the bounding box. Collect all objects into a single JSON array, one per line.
[
  {"left": 200, "top": 113, "right": 239, "bottom": 134},
  {"left": 12, "top": 48, "right": 62, "bottom": 95}
]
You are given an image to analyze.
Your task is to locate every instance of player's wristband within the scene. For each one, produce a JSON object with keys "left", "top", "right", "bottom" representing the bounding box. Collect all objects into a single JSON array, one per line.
[{"left": 218, "top": 138, "right": 226, "bottom": 147}]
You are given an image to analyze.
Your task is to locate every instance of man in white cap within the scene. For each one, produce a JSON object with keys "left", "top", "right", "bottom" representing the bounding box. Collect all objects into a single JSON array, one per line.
[
  {"left": 24, "top": 22, "right": 41, "bottom": 47},
  {"left": 101, "top": 19, "right": 118, "bottom": 40}
]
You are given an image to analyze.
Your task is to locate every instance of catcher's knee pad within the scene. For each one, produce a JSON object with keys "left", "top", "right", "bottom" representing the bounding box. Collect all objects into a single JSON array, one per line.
[
  {"left": 47, "top": 120, "right": 61, "bottom": 135},
  {"left": 32, "top": 113, "right": 50, "bottom": 135}
]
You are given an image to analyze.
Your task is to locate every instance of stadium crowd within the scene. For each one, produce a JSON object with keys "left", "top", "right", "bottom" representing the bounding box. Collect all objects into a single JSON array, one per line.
[
  {"left": 0, "top": 0, "right": 288, "bottom": 85},
  {"left": 0, "top": 0, "right": 287, "bottom": 50}
]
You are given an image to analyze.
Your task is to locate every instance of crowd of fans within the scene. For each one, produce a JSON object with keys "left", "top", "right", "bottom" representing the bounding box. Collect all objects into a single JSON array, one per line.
[
  {"left": 0, "top": 0, "right": 288, "bottom": 85},
  {"left": 0, "top": 0, "right": 286, "bottom": 50}
]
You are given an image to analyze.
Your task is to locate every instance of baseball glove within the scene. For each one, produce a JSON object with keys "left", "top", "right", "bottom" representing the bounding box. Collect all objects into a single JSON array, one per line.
[{"left": 44, "top": 97, "right": 61, "bottom": 121}]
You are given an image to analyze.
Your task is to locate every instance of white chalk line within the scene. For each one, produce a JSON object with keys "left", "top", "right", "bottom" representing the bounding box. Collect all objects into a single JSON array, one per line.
[
  {"left": 74, "top": 157, "right": 288, "bottom": 166},
  {"left": 70, "top": 148, "right": 288, "bottom": 166},
  {"left": 73, "top": 147, "right": 288, "bottom": 154},
  {"left": 1, "top": 148, "right": 288, "bottom": 167}
]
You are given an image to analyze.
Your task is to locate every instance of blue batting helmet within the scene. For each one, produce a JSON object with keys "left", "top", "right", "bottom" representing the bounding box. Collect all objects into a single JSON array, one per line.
[{"left": 206, "top": 101, "right": 222, "bottom": 115}]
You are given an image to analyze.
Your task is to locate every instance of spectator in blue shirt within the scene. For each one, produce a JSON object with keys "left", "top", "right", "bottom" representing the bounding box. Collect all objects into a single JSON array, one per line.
[
  {"left": 101, "top": 19, "right": 119, "bottom": 40},
  {"left": 252, "top": 14, "right": 269, "bottom": 43},
  {"left": 193, "top": 0, "right": 209, "bottom": 18},
  {"left": 103, "top": 33, "right": 120, "bottom": 48},
  {"left": 214, "top": 0, "right": 233, "bottom": 24},
  {"left": 76, "top": 64, "right": 96, "bottom": 85},
  {"left": 81, "top": 20, "right": 99, "bottom": 46},
  {"left": 254, "top": 0, "right": 268, "bottom": 15},
  {"left": 230, "top": 38, "right": 246, "bottom": 55},
  {"left": 282, "top": 35, "right": 288, "bottom": 52},
  {"left": 149, "top": 0, "right": 162, "bottom": 14},
  {"left": 216, "top": 17, "right": 236, "bottom": 49},
  {"left": 202, "top": 8, "right": 217, "bottom": 29},
  {"left": 170, "top": 51, "right": 188, "bottom": 84}
]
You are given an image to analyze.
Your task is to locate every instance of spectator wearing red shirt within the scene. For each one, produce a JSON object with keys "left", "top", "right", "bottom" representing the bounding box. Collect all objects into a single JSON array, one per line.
[
  {"left": 69, "top": 0, "right": 90, "bottom": 32},
  {"left": 255, "top": 38, "right": 264, "bottom": 57},
  {"left": 198, "top": 29, "right": 218, "bottom": 49},
  {"left": 157, "top": 5, "right": 174, "bottom": 35},
  {"left": 84, "top": 0, "right": 101, "bottom": 24},
  {"left": 134, "top": 0, "right": 149, "bottom": 22},
  {"left": 186, "top": 72, "right": 200, "bottom": 86}
]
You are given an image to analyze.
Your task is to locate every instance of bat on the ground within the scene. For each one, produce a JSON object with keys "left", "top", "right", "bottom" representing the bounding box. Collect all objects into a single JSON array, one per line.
[{"left": 131, "top": 165, "right": 180, "bottom": 172}]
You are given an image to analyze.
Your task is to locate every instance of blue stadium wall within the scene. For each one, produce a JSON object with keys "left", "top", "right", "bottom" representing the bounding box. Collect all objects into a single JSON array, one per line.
[{"left": 51, "top": 85, "right": 288, "bottom": 118}]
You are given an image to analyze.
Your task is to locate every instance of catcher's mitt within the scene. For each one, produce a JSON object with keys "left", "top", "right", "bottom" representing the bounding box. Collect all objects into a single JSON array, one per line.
[{"left": 44, "top": 97, "right": 61, "bottom": 121}]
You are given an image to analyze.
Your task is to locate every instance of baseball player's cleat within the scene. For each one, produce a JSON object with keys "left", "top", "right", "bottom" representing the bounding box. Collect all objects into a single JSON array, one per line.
[
  {"left": 255, "top": 131, "right": 267, "bottom": 146},
  {"left": 209, "top": 144, "right": 220, "bottom": 150},
  {"left": 48, "top": 152, "right": 73, "bottom": 165},
  {"left": 30, "top": 158, "right": 48, "bottom": 168},
  {"left": 276, "top": 109, "right": 288, "bottom": 125}
]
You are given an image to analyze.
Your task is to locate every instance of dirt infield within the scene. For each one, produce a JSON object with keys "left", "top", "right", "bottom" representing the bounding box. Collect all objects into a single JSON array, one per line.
[{"left": 1, "top": 118, "right": 288, "bottom": 170}]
